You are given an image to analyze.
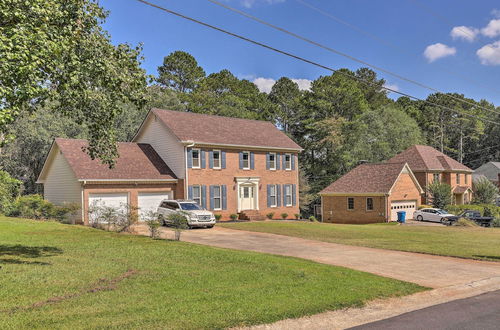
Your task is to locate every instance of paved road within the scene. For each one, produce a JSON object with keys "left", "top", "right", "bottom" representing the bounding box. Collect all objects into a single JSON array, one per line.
[{"left": 351, "top": 290, "right": 500, "bottom": 330}]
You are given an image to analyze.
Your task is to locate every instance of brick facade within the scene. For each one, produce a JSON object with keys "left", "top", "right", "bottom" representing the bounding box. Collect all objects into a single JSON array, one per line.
[
  {"left": 187, "top": 148, "right": 300, "bottom": 220},
  {"left": 322, "top": 195, "right": 386, "bottom": 224},
  {"left": 416, "top": 171, "right": 472, "bottom": 205}
]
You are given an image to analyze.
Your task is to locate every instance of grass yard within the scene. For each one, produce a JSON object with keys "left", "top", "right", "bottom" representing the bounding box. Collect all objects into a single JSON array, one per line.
[
  {"left": 220, "top": 221, "right": 500, "bottom": 262},
  {"left": 0, "top": 217, "right": 424, "bottom": 329}
]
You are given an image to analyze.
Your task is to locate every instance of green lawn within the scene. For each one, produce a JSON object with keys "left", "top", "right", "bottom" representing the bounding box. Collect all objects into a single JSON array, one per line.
[
  {"left": 220, "top": 221, "right": 500, "bottom": 262},
  {"left": 0, "top": 217, "right": 424, "bottom": 329}
]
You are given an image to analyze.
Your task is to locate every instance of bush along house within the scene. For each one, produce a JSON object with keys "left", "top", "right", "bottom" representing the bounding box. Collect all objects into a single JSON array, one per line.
[{"left": 37, "top": 109, "right": 302, "bottom": 223}]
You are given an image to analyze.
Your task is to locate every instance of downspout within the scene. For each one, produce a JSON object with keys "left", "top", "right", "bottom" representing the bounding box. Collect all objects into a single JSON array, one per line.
[
  {"left": 81, "top": 181, "right": 86, "bottom": 225},
  {"left": 184, "top": 141, "right": 195, "bottom": 199}
]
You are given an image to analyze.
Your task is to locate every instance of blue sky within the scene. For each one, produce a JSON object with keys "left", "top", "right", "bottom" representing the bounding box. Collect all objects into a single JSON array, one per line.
[{"left": 102, "top": 0, "right": 500, "bottom": 105}]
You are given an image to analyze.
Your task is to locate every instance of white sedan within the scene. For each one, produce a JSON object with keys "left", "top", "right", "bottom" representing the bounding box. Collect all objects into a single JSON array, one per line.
[{"left": 413, "top": 208, "right": 456, "bottom": 224}]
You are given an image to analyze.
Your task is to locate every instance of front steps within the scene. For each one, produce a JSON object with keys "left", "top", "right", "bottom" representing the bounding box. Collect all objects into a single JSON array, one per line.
[{"left": 238, "top": 210, "right": 266, "bottom": 221}]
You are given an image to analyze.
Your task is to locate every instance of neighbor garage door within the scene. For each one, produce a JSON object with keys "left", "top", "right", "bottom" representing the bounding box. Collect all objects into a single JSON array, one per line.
[
  {"left": 138, "top": 191, "right": 173, "bottom": 221},
  {"left": 390, "top": 200, "right": 417, "bottom": 221},
  {"left": 88, "top": 193, "right": 129, "bottom": 223}
]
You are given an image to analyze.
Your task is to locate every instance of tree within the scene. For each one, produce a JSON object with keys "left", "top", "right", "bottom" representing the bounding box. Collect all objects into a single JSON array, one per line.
[
  {"left": 269, "top": 77, "right": 303, "bottom": 134},
  {"left": 1, "top": 0, "right": 147, "bottom": 166},
  {"left": 0, "top": 106, "right": 87, "bottom": 194},
  {"left": 426, "top": 181, "right": 452, "bottom": 209},
  {"left": 157, "top": 51, "right": 206, "bottom": 93},
  {"left": 473, "top": 177, "right": 499, "bottom": 204},
  {"left": 0, "top": 170, "right": 22, "bottom": 213}
]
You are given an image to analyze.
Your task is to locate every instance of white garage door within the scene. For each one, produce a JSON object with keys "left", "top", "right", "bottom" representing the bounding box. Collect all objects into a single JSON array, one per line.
[
  {"left": 88, "top": 193, "right": 129, "bottom": 223},
  {"left": 390, "top": 201, "right": 417, "bottom": 221},
  {"left": 138, "top": 192, "right": 173, "bottom": 221}
]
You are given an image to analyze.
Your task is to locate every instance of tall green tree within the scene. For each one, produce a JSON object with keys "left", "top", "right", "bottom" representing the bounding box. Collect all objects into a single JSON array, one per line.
[
  {"left": 157, "top": 51, "right": 206, "bottom": 93},
  {"left": 472, "top": 177, "right": 499, "bottom": 205},
  {"left": 1, "top": 0, "right": 147, "bottom": 166},
  {"left": 269, "top": 77, "right": 303, "bottom": 134}
]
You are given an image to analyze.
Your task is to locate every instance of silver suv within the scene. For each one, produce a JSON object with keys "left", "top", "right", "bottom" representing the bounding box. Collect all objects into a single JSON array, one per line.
[{"left": 157, "top": 200, "right": 216, "bottom": 228}]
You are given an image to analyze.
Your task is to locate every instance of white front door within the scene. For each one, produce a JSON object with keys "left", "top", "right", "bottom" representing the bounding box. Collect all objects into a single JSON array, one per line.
[
  {"left": 138, "top": 192, "right": 173, "bottom": 221},
  {"left": 240, "top": 185, "right": 255, "bottom": 210}
]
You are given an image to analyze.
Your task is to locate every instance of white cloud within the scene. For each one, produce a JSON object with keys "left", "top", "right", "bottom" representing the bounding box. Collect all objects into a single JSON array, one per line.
[
  {"left": 476, "top": 40, "right": 500, "bottom": 65},
  {"left": 253, "top": 77, "right": 276, "bottom": 93},
  {"left": 240, "top": 0, "right": 285, "bottom": 8},
  {"left": 423, "top": 43, "right": 456, "bottom": 62},
  {"left": 383, "top": 83, "right": 399, "bottom": 93},
  {"left": 252, "top": 77, "right": 312, "bottom": 93},
  {"left": 450, "top": 26, "right": 479, "bottom": 42},
  {"left": 481, "top": 19, "right": 500, "bottom": 38}
]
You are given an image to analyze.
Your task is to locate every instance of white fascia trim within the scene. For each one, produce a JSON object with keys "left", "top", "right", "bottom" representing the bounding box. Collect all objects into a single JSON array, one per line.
[
  {"left": 181, "top": 141, "right": 302, "bottom": 152},
  {"left": 78, "top": 179, "right": 178, "bottom": 182}
]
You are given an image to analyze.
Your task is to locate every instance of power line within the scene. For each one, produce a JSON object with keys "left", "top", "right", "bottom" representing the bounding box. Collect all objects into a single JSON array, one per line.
[
  {"left": 296, "top": 0, "right": 500, "bottom": 97},
  {"left": 206, "top": 0, "right": 500, "bottom": 117},
  {"left": 135, "top": 0, "right": 500, "bottom": 127}
]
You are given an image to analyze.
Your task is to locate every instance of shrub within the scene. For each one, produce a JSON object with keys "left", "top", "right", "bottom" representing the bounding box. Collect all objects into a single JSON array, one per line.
[
  {"left": 167, "top": 212, "right": 189, "bottom": 241},
  {"left": 493, "top": 217, "right": 500, "bottom": 228},
  {"left": 0, "top": 171, "right": 22, "bottom": 214},
  {"left": 214, "top": 214, "right": 222, "bottom": 221},
  {"left": 452, "top": 218, "right": 478, "bottom": 227},
  {"left": 426, "top": 181, "right": 452, "bottom": 209},
  {"left": 281, "top": 213, "right": 288, "bottom": 220},
  {"left": 142, "top": 210, "right": 162, "bottom": 239},
  {"left": 266, "top": 212, "right": 275, "bottom": 219},
  {"left": 7, "top": 194, "right": 79, "bottom": 222},
  {"left": 473, "top": 177, "right": 499, "bottom": 204},
  {"left": 230, "top": 214, "right": 238, "bottom": 221},
  {"left": 309, "top": 215, "right": 318, "bottom": 222},
  {"left": 87, "top": 202, "right": 138, "bottom": 232},
  {"left": 445, "top": 204, "right": 500, "bottom": 218},
  {"left": 294, "top": 213, "right": 301, "bottom": 220}
]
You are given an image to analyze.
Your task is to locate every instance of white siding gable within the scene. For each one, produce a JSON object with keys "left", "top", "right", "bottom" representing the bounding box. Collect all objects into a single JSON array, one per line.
[
  {"left": 134, "top": 114, "right": 185, "bottom": 178},
  {"left": 43, "top": 147, "right": 82, "bottom": 219}
]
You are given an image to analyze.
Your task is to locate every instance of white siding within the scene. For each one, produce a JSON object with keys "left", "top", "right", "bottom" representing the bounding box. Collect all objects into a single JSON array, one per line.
[
  {"left": 44, "top": 149, "right": 82, "bottom": 219},
  {"left": 135, "top": 114, "right": 186, "bottom": 178}
]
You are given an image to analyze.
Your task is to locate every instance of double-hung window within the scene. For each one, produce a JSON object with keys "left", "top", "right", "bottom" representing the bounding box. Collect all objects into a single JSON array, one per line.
[
  {"left": 433, "top": 173, "right": 440, "bottom": 183},
  {"left": 284, "top": 153, "right": 292, "bottom": 170},
  {"left": 192, "top": 185, "right": 201, "bottom": 205},
  {"left": 456, "top": 174, "right": 460, "bottom": 185},
  {"left": 465, "top": 174, "right": 468, "bottom": 185},
  {"left": 213, "top": 185, "right": 222, "bottom": 210},
  {"left": 284, "top": 184, "right": 292, "bottom": 206},
  {"left": 242, "top": 151, "right": 250, "bottom": 169},
  {"left": 269, "top": 153, "right": 276, "bottom": 170},
  {"left": 347, "top": 197, "right": 355, "bottom": 210},
  {"left": 213, "top": 150, "right": 221, "bottom": 169},
  {"left": 269, "top": 185, "right": 277, "bottom": 207},
  {"left": 366, "top": 198, "right": 374, "bottom": 211},
  {"left": 192, "top": 149, "right": 201, "bottom": 169}
]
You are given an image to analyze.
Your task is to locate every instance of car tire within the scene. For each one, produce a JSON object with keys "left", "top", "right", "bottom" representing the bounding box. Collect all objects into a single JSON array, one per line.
[
  {"left": 440, "top": 218, "right": 446, "bottom": 224},
  {"left": 416, "top": 215, "right": 423, "bottom": 221},
  {"left": 207, "top": 225, "right": 214, "bottom": 228},
  {"left": 158, "top": 215, "right": 166, "bottom": 226}
]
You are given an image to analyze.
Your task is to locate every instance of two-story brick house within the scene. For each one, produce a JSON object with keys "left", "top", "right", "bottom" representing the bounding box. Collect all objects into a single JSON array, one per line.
[
  {"left": 37, "top": 109, "right": 301, "bottom": 223},
  {"left": 387, "top": 145, "right": 473, "bottom": 205}
]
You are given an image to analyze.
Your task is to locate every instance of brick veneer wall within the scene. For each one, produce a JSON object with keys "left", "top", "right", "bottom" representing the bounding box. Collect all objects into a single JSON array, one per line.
[
  {"left": 322, "top": 195, "right": 386, "bottom": 224},
  {"left": 187, "top": 149, "right": 300, "bottom": 220}
]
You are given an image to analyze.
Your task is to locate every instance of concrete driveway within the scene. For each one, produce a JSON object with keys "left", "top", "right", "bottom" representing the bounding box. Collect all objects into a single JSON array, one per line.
[{"left": 130, "top": 225, "right": 500, "bottom": 329}]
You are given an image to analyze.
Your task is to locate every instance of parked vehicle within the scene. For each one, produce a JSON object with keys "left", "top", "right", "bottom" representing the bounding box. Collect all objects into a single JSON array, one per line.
[
  {"left": 446, "top": 210, "right": 494, "bottom": 227},
  {"left": 413, "top": 208, "right": 456, "bottom": 224},
  {"left": 157, "top": 200, "right": 216, "bottom": 228}
]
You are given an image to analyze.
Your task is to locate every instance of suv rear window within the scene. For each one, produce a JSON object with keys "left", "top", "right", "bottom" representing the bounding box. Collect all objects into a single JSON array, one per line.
[{"left": 160, "top": 201, "right": 179, "bottom": 210}]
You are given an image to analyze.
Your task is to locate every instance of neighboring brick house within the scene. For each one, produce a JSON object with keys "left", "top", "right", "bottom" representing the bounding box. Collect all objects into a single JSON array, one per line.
[
  {"left": 319, "top": 163, "right": 424, "bottom": 224},
  {"left": 37, "top": 139, "right": 181, "bottom": 224},
  {"left": 38, "top": 109, "right": 302, "bottom": 224},
  {"left": 133, "top": 109, "right": 301, "bottom": 220},
  {"left": 387, "top": 145, "right": 473, "bottom": 205}
]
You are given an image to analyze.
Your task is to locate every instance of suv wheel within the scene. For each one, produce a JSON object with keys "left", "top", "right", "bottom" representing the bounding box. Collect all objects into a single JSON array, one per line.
[{"left": 417, "top": 215, "right": 423, "bottom": 221}]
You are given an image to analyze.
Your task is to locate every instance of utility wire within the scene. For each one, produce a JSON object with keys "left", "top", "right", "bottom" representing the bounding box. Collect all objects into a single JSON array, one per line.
[
  {"left": 206, "top": 0, "right": 500, "bottom": 117},
  {"left": 135, "top": 0, "right": 500, "bottom": 126},
  {"left": 296, "top": 0, "right": 500, "bottom": 97}
]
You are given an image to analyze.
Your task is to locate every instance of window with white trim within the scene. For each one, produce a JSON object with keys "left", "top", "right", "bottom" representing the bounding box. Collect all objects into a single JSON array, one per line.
[
  {"left": 347, "top": 197, "right": 354, "bottom": 210},
  {"left": 213, "top": 150, "right": 221, "bottom": 169},
  {"left": 366, "top": 198, "right": 374, "bottom": 211},
  {"left": 269, "top": 184, "right": 277, "bottom": 207},
  {"left": 213, "top": 185, "right": 221, "bottom": 210},
  {"left": 192, "top": 149, "right": 201, "bottom": 169},
  {"left": 192, "top": 185, "right": 201, "bottom": 205},
  {"left": 242, "top": 151, "right": 250, "bottom": 169},
  {"left": 269, "top": 152, "right": 276, "bottom": 170},
  {"left": 285, "top": 184, "right": 292, "bottom": 206},
  {"left": 284, "top": 153, "right": 292, "bottom": 170}
]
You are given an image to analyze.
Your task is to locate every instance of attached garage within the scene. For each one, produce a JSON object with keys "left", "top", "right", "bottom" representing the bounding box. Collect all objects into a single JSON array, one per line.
[
  {"left": 88, "top": 193, "right": 129, "bottom": 223},
  {"left": 390, "top": 200, "right": 417, "bottom": 221},
  {"left": 138, "top": 191, "right": 173, "bottom": 220}
]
